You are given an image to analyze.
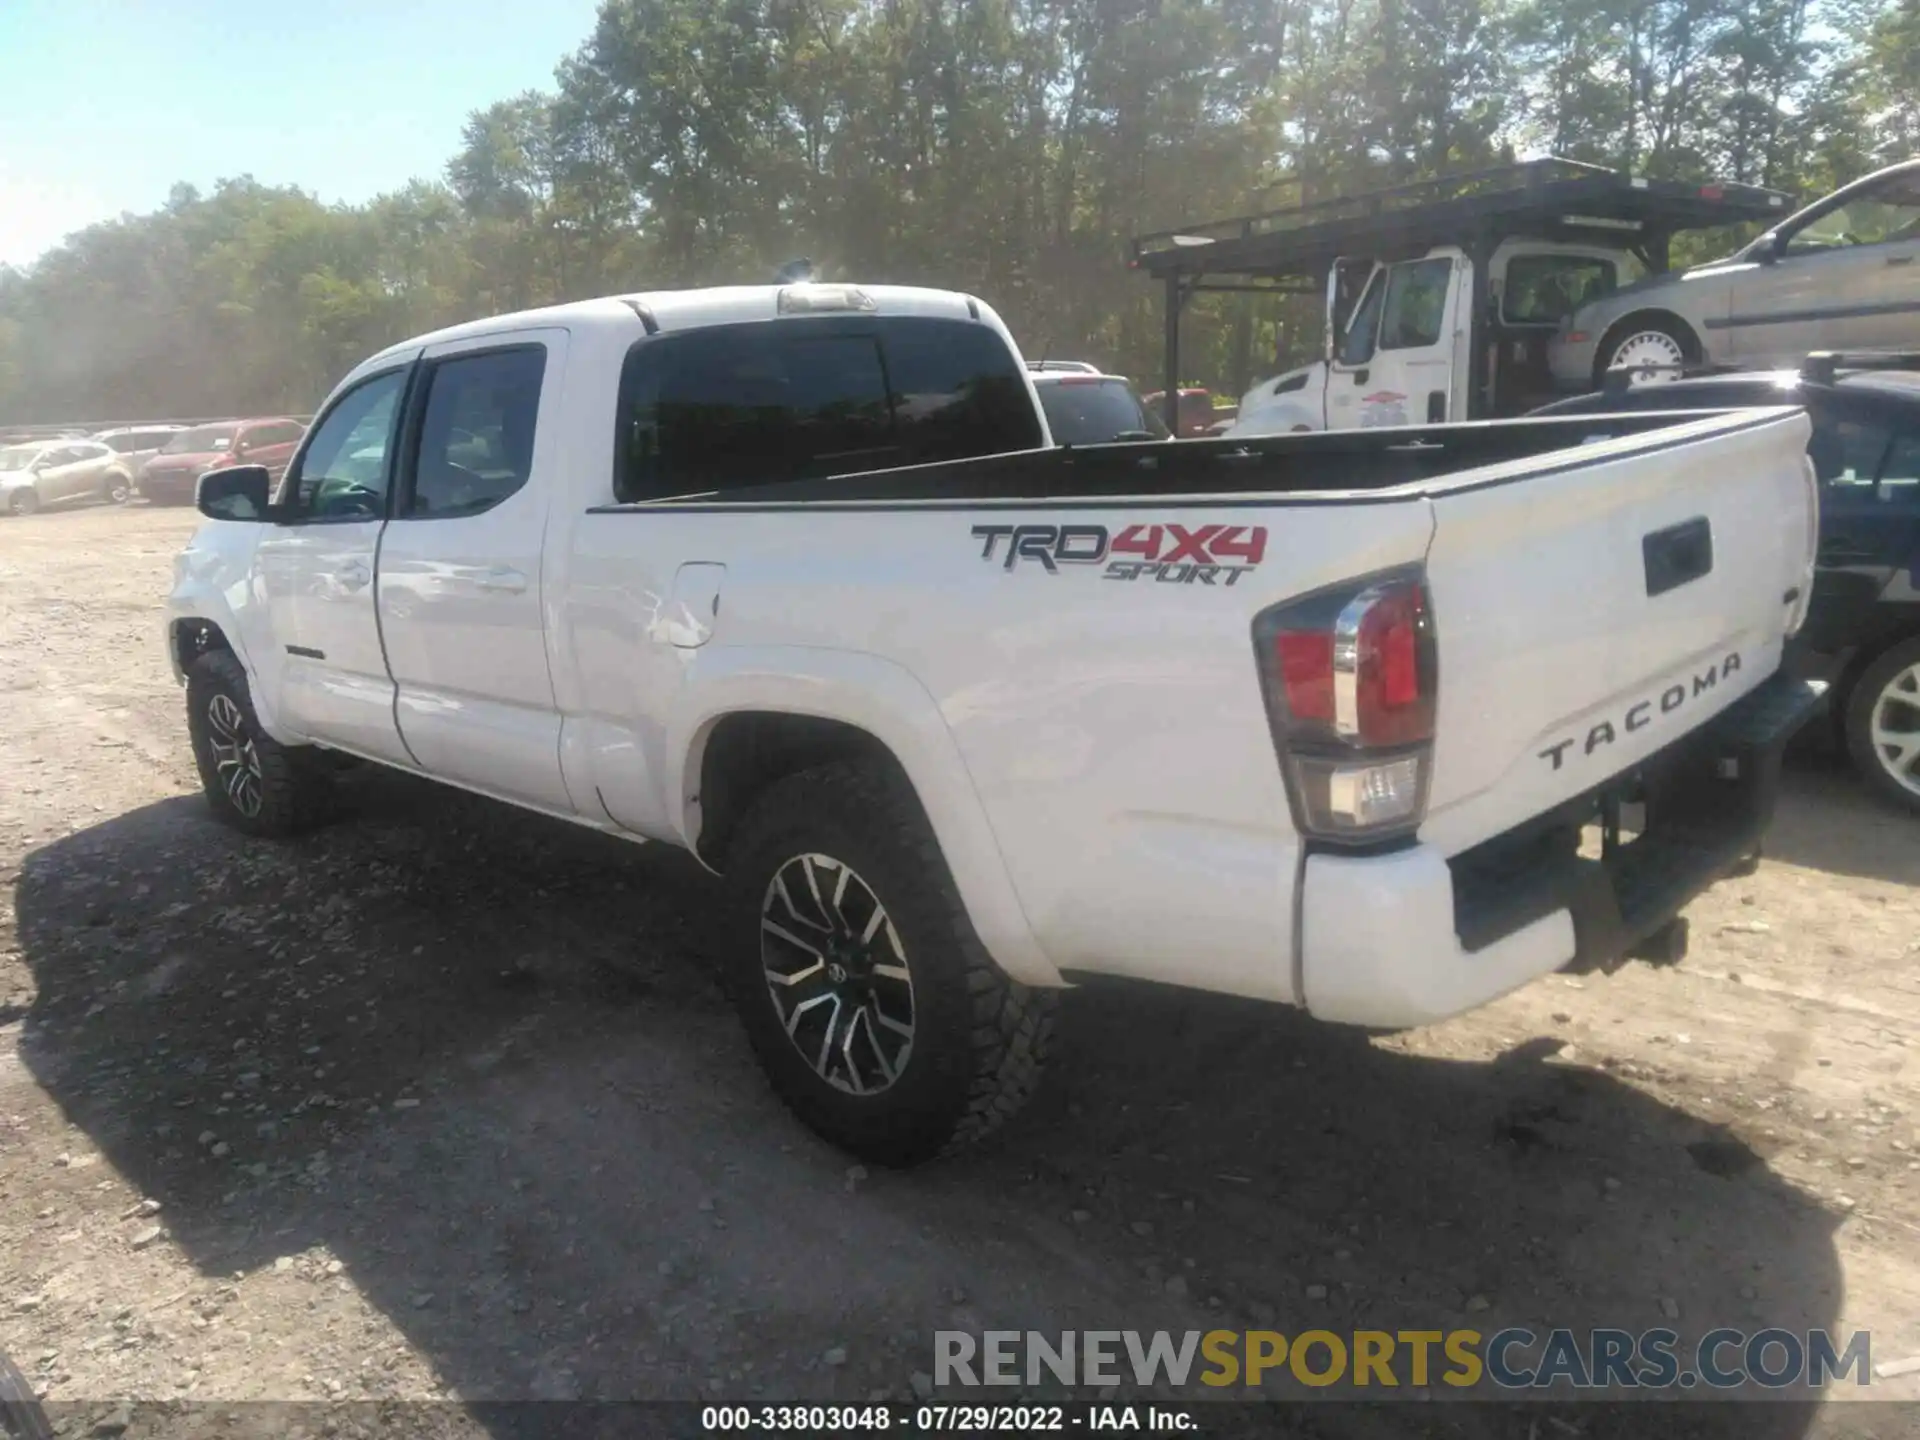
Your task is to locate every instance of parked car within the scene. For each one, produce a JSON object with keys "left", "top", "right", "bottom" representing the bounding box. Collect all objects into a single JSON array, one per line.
[
  {"left": 137, "top": 418, "right": 306, "bottom": 505},
  {"left": 0, "top": 438, "right": 136, "bottom": 514},
  {"left": 93, "top": 424, "right": 186, "bottom": 479},
  {"left": 1031, "top": 371, "right": 1171, "bottom": 445},
  {"left": 1550, "top": 157, "right": 1920, "bottom": 387},
  {"left": 166, "top": 281, "right": 1822, "bottom": 1164},
  {"left": 1531, "top": 354, "right": 1920, "bottom": 813}
]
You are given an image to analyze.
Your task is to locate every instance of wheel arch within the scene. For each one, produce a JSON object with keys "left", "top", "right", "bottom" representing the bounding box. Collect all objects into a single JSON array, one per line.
[
  {"left": 1833, "top": 622, "right": 1920, "bottom": 736},
  {"left": 168, "top": 616, "right": 233, "bottom": 683},
  {"left": 671, "top": 648, "right": 1061, "bottom": 989},
  {"left": 1841, "top": 628, "right": 1920, "bottom": 810}
]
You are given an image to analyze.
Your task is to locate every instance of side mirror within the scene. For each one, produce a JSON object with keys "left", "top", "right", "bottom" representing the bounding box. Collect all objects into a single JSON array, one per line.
[
  {"left": 1754, "top": 232, "right": 1783, "bottom": 266},
  {"left": 197, "top": 464, "right": 272, "bottom": 521}
]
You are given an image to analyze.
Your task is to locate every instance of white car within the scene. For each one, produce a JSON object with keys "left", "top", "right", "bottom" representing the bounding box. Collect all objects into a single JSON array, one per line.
[
  {"left": 165, "top": 280, "right": 1824, "bottom": 1164},
  {"left": 1551, "top": 157, "right": 1920, "bottom": 386}
]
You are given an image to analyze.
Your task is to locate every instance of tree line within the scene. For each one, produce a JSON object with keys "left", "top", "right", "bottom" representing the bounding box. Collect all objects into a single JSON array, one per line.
[{"left": 2, "top": 0, "right": 1915, "bottom": 424}]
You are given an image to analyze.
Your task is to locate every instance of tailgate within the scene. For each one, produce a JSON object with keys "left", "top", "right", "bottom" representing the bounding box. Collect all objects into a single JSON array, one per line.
[{"left": 1417, "top": 408, "right": 1816, "bottom": 856}]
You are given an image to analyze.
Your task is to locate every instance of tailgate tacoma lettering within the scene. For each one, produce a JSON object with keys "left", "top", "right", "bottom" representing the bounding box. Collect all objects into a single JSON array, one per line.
[{"left": 1538, "top": 652, "right": 1743, "bottom": 771}]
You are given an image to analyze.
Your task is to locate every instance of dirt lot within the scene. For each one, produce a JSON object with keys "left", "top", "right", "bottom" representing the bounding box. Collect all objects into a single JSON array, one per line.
[{"left": 2, "top": 504, "right": 1919, "bottom": 1436}]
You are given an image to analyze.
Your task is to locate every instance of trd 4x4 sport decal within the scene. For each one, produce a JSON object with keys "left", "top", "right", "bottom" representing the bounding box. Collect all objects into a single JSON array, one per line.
[{"left": 971, "top": 522, "right": 1268, "bottom": 586}]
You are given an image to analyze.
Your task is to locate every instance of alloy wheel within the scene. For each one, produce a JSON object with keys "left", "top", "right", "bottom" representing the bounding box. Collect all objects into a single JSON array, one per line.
[
  {"left": 1868, "top": 661, "right": 1920, "bottom": 801},
  {"left": 205, "top": 693, "right": 265, "bottom": 818},
  {"left": 760, "top": 853, "right": 915, "bottom": 1095}
]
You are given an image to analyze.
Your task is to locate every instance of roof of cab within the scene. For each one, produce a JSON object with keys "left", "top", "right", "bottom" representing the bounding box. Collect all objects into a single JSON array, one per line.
[{"left": 359, "top": 283, "right": 990, "bottom": 372}]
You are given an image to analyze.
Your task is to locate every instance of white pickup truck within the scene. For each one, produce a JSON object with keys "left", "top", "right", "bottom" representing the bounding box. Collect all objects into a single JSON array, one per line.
[{"left": 166, "top": 281, "right": 1826, "bottom": 1165}]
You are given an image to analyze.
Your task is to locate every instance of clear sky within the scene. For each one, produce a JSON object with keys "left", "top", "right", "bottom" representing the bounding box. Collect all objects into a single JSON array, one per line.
[{"left": 0, "top": 0, "right": 603, "bottom": 268}]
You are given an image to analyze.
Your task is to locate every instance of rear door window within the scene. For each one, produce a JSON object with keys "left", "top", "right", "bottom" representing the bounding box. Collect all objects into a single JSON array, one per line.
[
  {"left": 1869, "top": 429, "right": 1920, "bottom": 511},
  {"left": 404, "top": 346, "right": 547, "bottom": 518},
  {"left": 615, "top": 316, "right": 1042, "bottom": 501},
  {"left": 1501, "top": 255, "right": 1618, "bottom": 325},
  {"left": 1809, "top": 416, "right": 1892, "bottom": 492}
]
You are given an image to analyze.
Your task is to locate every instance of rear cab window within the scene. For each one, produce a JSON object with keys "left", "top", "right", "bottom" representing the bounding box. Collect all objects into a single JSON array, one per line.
[
  {"left": 613, "top": 316, "right": 1042, "bottom": 502},
  {"left": 1501, "top": 255, "right": 1620, "bottom": 326}
]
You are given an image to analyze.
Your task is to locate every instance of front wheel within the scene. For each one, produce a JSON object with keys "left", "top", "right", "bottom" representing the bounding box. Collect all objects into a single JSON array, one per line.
[
  {"left": 6, "top": 487, "right": 40, "bottom": 517},
  {"left": 1846, "top": 638, "right": 1920, "bottom": 815},
  {"left": 722, "top": 760, "right": 1056, "bottom": 1166},
  {"left": 101, "top": 471, "right": 132, "bottom": 505},
  {"left": 0, "top": 1349, "right": 53, "bottom": 1440},
  {"left": 185, "top": 649, "right": 337, "bottom": 836}
]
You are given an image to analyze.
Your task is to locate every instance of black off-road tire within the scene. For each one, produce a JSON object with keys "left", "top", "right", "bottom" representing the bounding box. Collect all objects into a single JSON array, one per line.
[
  {"left": 1846, "top": 636, "right": 1920, "bottom": 816},
  {"left": 0, "top": 1350, "right": 53, "bottom": 1440},
  {"left": 722, "top": 760, "right": 1057, "bottom": 1166},
  {"left": 185, "top": 649, "right": 337, "bottom": 837}
]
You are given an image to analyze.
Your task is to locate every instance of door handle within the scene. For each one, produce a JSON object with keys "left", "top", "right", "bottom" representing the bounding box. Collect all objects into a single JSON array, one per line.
[
  {"left": 337, "top": 560, "right": 371, "bottom": 592},
  {"left": 475, "top": 567, "right": 528, "bottom": 594},
  {"left": 1352, "top": 368, "right": 1370, "bottom": 385}
]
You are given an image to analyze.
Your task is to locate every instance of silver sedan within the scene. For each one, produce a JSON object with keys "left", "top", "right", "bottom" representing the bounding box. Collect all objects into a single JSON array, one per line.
[{"left": 1550, "top": 157, "right": 1920, "bottom": 387}]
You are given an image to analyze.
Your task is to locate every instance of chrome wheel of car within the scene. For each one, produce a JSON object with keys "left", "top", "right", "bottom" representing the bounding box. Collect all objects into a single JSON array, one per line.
[
  {"left": 104, "top": 475, "right": 131, "bottom": 504},
  {"left": 205, "top": 692, "right": 265, "bottom": 818},
  {"left": 1604, "top": 330, "right": 1686, "bottom": 383},
  {"left": 1868, "top": 661, "right": 1920, "bottom": 801},
  {"left": 760, "top": 853, "right": 915, "bottom": 1096}
]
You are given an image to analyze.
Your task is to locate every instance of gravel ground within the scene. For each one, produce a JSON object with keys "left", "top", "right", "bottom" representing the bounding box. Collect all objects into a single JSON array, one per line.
[{"left": 2, "top": 504, "right": 1918, "bottom": 1438}]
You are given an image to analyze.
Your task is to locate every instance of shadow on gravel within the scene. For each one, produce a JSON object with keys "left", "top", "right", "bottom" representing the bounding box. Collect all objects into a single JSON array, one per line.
[
  {"left": 1761, "top": 753, "right": 1920, "bottom": 887},
  {"left": 14, "top": 776, "right": 1842, "bottom": 1438}
]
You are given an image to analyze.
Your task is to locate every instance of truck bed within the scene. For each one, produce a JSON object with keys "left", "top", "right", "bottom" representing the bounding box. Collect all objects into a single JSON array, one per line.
[{"left": 599, "top": 407, "right": 1793, "bottom": 508}]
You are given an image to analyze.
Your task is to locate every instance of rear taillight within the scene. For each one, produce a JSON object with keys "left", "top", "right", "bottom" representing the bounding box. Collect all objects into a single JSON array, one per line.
[{"left": 1253, "top": 568, "right": 1437, "bottom": 843}]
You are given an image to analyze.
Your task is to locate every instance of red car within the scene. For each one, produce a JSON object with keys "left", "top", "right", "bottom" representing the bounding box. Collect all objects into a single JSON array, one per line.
[{"left": 136, "top": 417, "right": 306, "bottom": 505}]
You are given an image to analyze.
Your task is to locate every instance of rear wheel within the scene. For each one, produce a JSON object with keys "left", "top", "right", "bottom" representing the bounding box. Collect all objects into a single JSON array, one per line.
[
  {"left": 185, "top": 649, "right": 337, "bottom": 836},
  {"left": 722, "top": 760, "right": 1056, "bottom": 1166},
  {"left": 101, "top": 470, "right": 132, "bottom": 505},
  {"left": 1594, "top": 317, "right": 1696, "bottom": 387},
  {"left": 7, "top": 487, "right": 40, "bottom": 517},
  {"left": 1846, "top": 637, "right": 1920, "bottom": 815}
]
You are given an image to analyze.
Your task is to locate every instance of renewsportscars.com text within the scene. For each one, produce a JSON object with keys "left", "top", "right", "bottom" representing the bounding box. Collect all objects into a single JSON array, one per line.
[{"left": 935, "top": 1328, "right": 1871, "bottom": 1392}]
